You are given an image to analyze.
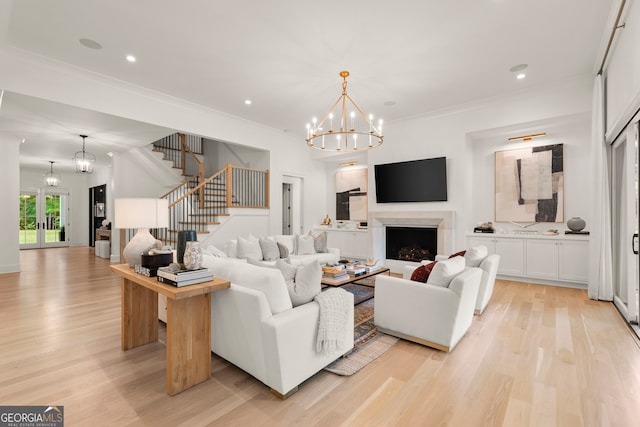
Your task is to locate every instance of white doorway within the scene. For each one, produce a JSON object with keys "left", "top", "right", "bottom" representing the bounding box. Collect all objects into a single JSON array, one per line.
[
  {"left": 282, "top": 175, "right": 303, "bottom": 235},
  {"left": 19, "top": 186, "right": 70, "bottom": 249}
]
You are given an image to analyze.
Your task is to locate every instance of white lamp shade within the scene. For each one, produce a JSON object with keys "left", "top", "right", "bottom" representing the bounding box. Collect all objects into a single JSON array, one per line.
[
  {"left": 114, "top": 198, "right": 169, "bottom": 267},
  {"left": 114, "top": 198, "right": 169, "bottom": 229}
]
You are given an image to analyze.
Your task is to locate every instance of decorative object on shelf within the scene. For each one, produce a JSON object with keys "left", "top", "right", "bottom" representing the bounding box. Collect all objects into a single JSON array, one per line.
[
  {"left": 101, "top": 219, "right": 111, "bottom": 229},
  {"left": 473, "top": 222, "right": 495, "bottom": 233},
  {"left": 566, "top": 217, "right": 586, "bottom": 232},
  {"left": 495, "top": 144, "right": 564, "bottom": 223},
  {"left": 176, "top": 230, "right": 197, "bottom": 264},
  {"left": 322, "top": 215, "right": 332, "bottom": 225},
  {"left": 43, "top": 161, "right": 61, "bottom": 187},
  {"left": 183, "top": 241, "right": 203, "bottom": 270},
  {"left": 115, "top": 198, "right": 169, "bottom": 267},
  {"left": 73, "top": 134, "right": 95, "bottom": 174},
  {"left": 305, "top": 71, "right": 383, "bottom": 151}
]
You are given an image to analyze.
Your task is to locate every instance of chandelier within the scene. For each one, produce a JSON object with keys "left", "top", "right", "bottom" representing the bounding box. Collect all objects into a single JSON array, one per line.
[
  {"left": 73, "top": 134, "right": 95, "bottom": 174},
  {"left": 43, "top": 161, "right": 61, "bottom": 187},
  {"left": 305, "top": 71, "right": 383, "bottom": 151}
]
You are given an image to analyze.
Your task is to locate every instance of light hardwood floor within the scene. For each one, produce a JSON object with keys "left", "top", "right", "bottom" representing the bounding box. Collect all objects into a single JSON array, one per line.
[{"left": 1, "top": 247, "right": 639, "bottom": 426}]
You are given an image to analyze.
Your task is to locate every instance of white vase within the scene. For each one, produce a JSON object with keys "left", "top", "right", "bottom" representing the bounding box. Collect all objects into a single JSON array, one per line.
[{"left": 183, "top": 241, "right": 203, "bottom": 270}]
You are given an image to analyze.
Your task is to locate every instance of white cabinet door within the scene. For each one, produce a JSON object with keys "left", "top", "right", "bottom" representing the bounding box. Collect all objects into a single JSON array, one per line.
[
  {"left": 526, "top": 239, "right": 559, "bottom": 280},
  {"left": 558, "top": 240, "right": 589, "bottom": 282},
  {"left": 495, "top": 238, "right": 525, "bottom": 276},
  {"left": 342, "top": 231, "right": 367, "bottom": 259}
]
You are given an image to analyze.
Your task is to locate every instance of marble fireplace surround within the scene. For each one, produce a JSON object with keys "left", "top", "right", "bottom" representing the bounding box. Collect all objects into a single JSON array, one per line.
[{"left": 370, "top": 211, "right": 455, "bottom": 269}]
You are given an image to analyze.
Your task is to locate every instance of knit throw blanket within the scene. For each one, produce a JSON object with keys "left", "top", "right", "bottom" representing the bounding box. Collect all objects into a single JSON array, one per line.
[{"left": 314, "top": 288, "right": 351, "bottom": 354}]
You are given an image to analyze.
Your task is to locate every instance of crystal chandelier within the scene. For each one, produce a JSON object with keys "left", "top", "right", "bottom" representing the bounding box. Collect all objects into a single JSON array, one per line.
[
  {"left": 73, "top": 134, "right": 95, "bottom": 173},
  {"left": 43, "top": 161, "right": 61, "bottom": 187},
  {"left": 305, "top": 71, "right": 383, "bottom": 151}
]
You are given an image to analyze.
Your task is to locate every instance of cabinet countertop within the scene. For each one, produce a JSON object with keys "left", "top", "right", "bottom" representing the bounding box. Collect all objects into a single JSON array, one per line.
[{"left": 468, "top": 232, "right": 589, "bottom": 241}]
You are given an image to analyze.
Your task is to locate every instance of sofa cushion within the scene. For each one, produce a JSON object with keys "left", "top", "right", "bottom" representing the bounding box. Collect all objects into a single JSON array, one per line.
[
  {"left": 410, "top": 261, "right": 437, "bottom": 283},
  {"left": 202, "top": 255, "right": 293, "bottom": 314},
  {"left": 426, "top": 256, "right": 465, "bottom": 287},
  {"left": 311, "top": 230, "right": 328, "bottom": 253},
  {"left": 259, "top": 237, "right": 280, "bottom": 261},
  {"left": 274, "top": 235, "right": 296, "bottom": 254},
  {"left": 224, "top": 239, "right": 238, "bottom": 258},
  {"left": 464, "top": 246, "right": 488, "bottom": 267},
  {"left": 238, "top": 235, "right": 262, "bottom": 260},
  {"left": 273, "top": 258, "right": 296, "bottom": 283},
  {"left": 295, "top": 233, "right": 316, "bottom": 255}
]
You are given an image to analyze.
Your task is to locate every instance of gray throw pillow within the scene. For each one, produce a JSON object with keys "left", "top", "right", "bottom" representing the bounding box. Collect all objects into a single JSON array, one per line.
[
  {"left": 259, "top": 237, "right": 280, "bottom": 261},
  {"left": 277, "top": 242, "right": 289, "bottom": 259},
  {"left": 273, "top": 258, "right": 296, "bottom": 283},
  {"left": 311, "top": 231, "right": 328, "bottom": 253},
  {"left": 289, "top": 261, "right": 322, "bottom": 306}
]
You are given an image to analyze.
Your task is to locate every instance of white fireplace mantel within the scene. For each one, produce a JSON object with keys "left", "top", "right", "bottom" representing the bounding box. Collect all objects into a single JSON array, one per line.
[{"left": 369, "top": 210, "right": 455, "bottom": 271}]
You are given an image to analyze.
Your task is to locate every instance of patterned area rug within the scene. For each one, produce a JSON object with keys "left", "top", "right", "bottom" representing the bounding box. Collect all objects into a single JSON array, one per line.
[{"left": 324, "top": 291, "right": 398, "bottom": 376}]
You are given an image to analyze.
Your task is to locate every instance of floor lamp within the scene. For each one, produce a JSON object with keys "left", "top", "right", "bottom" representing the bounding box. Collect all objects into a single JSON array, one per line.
[{"left": 115, "top": 198, "right": 169, "bottom": 267}]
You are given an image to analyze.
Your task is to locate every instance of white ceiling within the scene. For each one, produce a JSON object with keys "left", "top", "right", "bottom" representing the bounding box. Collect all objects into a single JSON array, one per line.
[{"left": 0, "top": 0, "right": 614, "bottom": 172}]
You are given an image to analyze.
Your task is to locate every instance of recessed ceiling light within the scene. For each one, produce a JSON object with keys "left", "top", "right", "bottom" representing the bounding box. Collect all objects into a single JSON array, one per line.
[
  {"left": 126, "top": 55, "right": 136, "bottom": 62},
  {"left": 517, "top": 73, "right": 526, "bottom": 80},
  {"left": 21, "top": 138, "right": 26, "bottom": 144},
  {"left": 106, "top": 152, "right": 114, "bottom": 157},
  {"left": 384, "top": 101, "right": 397, "bottom": 107},
  {"left": 79, "top": 38, "right": 102, "bottom": 50},
  {"left": 245, "top": 100, "right": 252, "bottom": 105}
]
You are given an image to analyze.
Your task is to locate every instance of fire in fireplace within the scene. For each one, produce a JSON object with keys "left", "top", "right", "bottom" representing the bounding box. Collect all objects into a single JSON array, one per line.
[{"left": 385, "top": 226, "right": 437, "bottom": 262}]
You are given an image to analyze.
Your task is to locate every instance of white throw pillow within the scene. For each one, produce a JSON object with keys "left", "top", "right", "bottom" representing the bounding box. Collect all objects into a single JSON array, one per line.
[
  {"left": 427, "top": 256, "right": 465, "bottom": 287},
  {"left": 223, "top": 239, "right": 238, "bottom": 258},
  {"left": 259, "top": 237, "right": 280, "bottom": 261},
  {"left": 290, "top": 261, "right": 322, "bottom": 306},
  {"left": 296, "top": 233, "right": 316, "bottom": 255},
  {"left": 464, "top": 246, "right": 488, "bottom": 267},
  {"left": 206, "top": 245, "right": 227, "bottom": 258},
  {"left": 237, "top": 235, "right": 262, "bottom": 260}
]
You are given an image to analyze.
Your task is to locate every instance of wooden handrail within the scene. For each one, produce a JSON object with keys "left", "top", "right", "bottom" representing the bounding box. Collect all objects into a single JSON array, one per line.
[
  {"left": 166, "top": 167, "right": 226, "bottom": 209},
  {"left": 159, "top": 175, "right": 199, "bottom": 200}
]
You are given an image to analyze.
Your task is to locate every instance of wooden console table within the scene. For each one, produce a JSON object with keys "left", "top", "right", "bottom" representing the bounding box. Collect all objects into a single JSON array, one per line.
[
  {"left": 95, "top": 229, "right": 111, "bottom": 241},
  {"left": 110, "top": 264, "right": 230, "bottom": 396}
]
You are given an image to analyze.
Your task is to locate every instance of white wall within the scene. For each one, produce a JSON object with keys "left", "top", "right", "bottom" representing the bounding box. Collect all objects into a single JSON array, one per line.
[
  {"left": 605, "top": 0, "right": 640, "bottom": 140},
  {"left": 365, "top": 75, "right": 593, "bottom": 251},
  {"left": 0, "top": 137, "right": 20, "bottom": 273}
]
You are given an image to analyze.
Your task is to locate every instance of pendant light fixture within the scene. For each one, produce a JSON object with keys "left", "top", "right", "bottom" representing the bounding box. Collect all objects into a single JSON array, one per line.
[
  {"left": 73, "top": 134, "right": 95, "bottom": 174},
  {"left": 43, "top": 161, "right": 61, "bottom": 187},
  {"left": 305, "top": 71, "right": 383, "bottom": 152}
]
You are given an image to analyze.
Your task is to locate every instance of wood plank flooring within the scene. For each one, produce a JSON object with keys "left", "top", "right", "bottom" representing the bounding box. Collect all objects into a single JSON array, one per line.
[{"left": 1, "top": 247, "right": 639, "bottom": 426}]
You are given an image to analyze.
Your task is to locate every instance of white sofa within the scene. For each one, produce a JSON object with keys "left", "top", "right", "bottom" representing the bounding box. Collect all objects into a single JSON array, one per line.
[
  {"left": 222, "top": 234, "right": 340, "bottom": 267},
  {"left": 202, "top": 255, "right": 354, "bottom": 397},
  {"left": 375, "top": 265, "right": 482, "bottom": 352}
]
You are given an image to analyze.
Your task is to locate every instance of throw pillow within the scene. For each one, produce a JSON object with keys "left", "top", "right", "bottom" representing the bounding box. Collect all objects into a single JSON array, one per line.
[
  {"left": 310, "top": 230, "right": 328, "bottom": 253},
  {"left": 246, "top": 257, "right": 270, "bottom": 267},
  {"left": 275, "top": 235, "right": 296, "bottom": 254},
  {"left": 273, "top": 258, "right": 296, "bottom": 284},
  {"left": 296, "top": 233, "right": 316, "bottom": 255},
  {"left": 410, "top": 261, "right": 437, "bottom": 283},
  {"left": 426, "top": 256, "right": 465, "bottom": 287},
  {"left": 206, "top": 245, "right": 227, "bottom": 258},
  {"left": 259, "top": 237, "right": 280, "bottom": 261},
  {"left": 237, "top": 235, "right": 262, "bottom": 260},
  {"left": 277, "top": 242, "right": 289, "bottom": 259},
  {"left": 448, "top": 250, "right": 466, "bottom": 259},
  {"left": 290, "top": 261, "right": 322, "bottom": 306},
  {"left": 464, "top": 246, "right": 488, "bottom": 267}
]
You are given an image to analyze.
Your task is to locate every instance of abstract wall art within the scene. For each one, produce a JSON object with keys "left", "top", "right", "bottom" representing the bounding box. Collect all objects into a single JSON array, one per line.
[
  {"left": 336, "top": 168, "right": 368, "bottom": 221},
  {"left": 495, "top": 144, "right": 564, "bottom": 223}
]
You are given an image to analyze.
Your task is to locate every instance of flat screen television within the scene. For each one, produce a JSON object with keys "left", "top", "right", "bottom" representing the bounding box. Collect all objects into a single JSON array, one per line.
[{"left": 374, "top": 157, "right": 447, "bottom": 203}]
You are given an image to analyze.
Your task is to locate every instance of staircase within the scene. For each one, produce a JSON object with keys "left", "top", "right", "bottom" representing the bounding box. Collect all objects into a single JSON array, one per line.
[{"left": 149, "top": 133, "right": 269, "bottom": 248}]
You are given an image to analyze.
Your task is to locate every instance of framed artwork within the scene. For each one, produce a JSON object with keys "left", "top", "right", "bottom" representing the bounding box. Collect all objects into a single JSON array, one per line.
[
  {"left": 336, "top": 168, "right": 368, "bottom": 221},
  {"left": 95, "top": 202, "right": 105, "bottom": 218},
  {"left": 495, "top": 144, "right": 564, "bottom": 223}
]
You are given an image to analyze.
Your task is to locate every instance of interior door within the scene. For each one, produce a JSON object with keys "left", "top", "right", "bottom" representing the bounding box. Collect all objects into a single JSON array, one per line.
[
  {"left": 19, "top": 187, "right": 70, "bottom": 249},
  {"left": 611, "top": 118, "right": 639, "bottom": 324}
]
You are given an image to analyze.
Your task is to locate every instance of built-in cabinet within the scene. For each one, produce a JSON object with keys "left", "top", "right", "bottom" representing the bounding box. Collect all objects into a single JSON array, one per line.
[
  {"left": 316, "top": 227, "right": 368, "bottom": 260},
  {"left": 468, "top": 233, "right": 589, "bottom": 287}
]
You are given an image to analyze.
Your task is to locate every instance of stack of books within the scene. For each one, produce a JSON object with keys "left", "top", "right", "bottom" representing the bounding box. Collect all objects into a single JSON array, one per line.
[
  {"left": 345, "top": 265, "right": 366, "bottom": 276},
  {"left": 322, "top": 264, "right": 349, "bottom": 281},
  {"left": 363, "top": 264, "right": 380, "bottom": 273},
  {"left": 157, "top": 267, "right": 213, "bottom": 287}
]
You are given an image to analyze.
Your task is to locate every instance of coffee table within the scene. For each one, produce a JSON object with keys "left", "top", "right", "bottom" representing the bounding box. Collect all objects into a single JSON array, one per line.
[{"left": 321, "top": 266, "right": 391, "bottom": 287}]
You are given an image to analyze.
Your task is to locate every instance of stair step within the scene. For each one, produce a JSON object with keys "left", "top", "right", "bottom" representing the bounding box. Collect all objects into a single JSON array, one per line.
[
  {"left": 188, "top": 213, "right": 228, "bottom": 217},
  {"left": 166, "top": 229, "right": 210, "bottom": 234},
  {"left": 178, "top": 221, "right": 221, "bottom": 225}
]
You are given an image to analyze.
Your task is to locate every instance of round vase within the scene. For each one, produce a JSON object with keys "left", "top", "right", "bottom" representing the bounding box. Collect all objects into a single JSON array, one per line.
[
  {"left": 567, "top": 217, "right": 586, "bottom": 232},
  {"left": 183, "top": 241, "right": 203, "bottom": 270}
]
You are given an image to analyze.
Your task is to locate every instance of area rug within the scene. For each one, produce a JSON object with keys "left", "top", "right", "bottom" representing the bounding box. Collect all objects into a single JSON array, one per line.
[{"left": 323, "top": 298, "right": 398, "bottom": 376}]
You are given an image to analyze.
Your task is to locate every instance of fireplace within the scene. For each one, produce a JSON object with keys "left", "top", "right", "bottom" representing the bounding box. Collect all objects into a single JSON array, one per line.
[{"left": 385, "top": 226, "right": 437, "bottom": 262}]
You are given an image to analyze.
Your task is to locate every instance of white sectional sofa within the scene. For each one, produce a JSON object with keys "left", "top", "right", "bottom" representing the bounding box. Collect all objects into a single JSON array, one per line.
[
  {"left": 221, "top": 233, "right": 340, "bottom": 266},
  {"left": 202, "top": 255, "right": 354, "bottom": 397}
]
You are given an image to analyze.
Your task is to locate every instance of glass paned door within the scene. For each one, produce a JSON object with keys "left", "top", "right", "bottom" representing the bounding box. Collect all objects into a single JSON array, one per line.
[{"left": 19, "top": 187, "right": 69, "bottom": 249}]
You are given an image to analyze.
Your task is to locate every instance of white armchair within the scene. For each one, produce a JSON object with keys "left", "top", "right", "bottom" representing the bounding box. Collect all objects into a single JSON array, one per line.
[{"left": 374, "top": 267, "right": 482, "bottom": 352}]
